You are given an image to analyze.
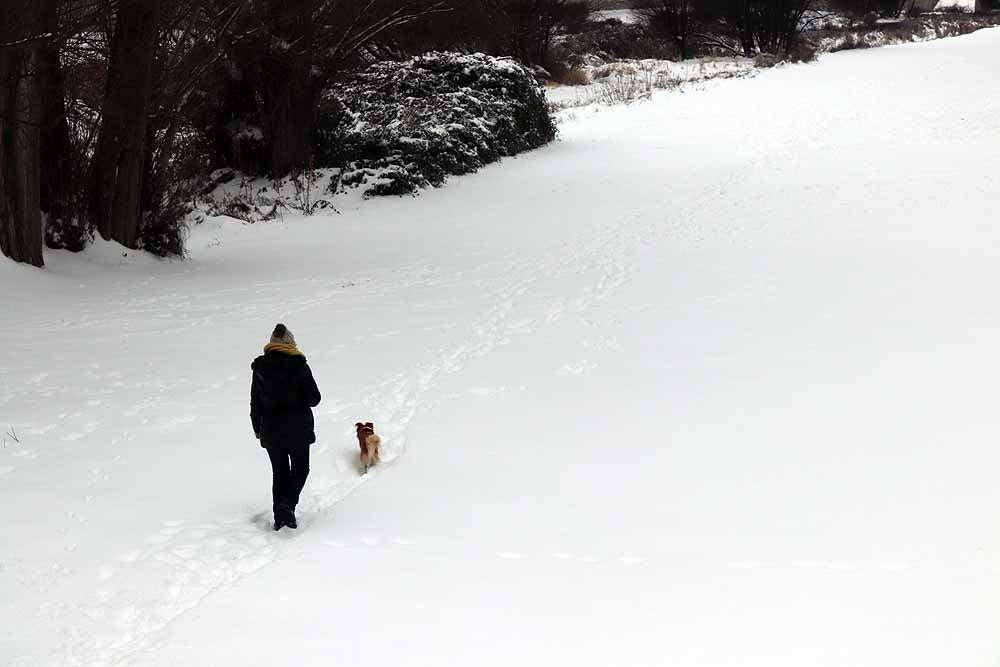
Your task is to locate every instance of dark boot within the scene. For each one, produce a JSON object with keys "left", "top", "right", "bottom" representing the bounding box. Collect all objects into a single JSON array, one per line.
[
  {"left": 276, "top": 502, "right": 296, "bottom": 530},
  {"left": 283, "top": 503, "right": 297, "bottom": 529}
]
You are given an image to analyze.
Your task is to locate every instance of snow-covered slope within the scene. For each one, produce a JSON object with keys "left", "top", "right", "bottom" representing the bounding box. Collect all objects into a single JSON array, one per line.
[{"left": 4, "top": 29, "right": 1000, "bottom": 667}]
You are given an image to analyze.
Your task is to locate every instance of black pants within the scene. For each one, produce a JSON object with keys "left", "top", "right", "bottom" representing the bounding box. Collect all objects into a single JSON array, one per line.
[{"left": 266, "top": 445, "right": 310, "bottom": 512}]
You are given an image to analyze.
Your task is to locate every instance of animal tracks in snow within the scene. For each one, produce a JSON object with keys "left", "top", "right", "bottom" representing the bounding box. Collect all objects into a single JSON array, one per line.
[
  {"left": 320, "top": 536, "right": 933, "bottom": 577},
  {"left": 319, "top": 537, "right": 650, "bottom": 569},
  {"left": 557, "top": 360, "right": 598, "bottom": 377}
]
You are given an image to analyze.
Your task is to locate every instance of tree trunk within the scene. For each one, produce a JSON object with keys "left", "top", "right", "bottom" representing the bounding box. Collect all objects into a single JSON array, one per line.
[
  {"left": 265, "top": 0, "right": 317, "bottom": 178},
  {"left": 268, "top": 66, "right": 315, "bottom": 176},
  {"left": 88, "top": 0, "right": 161, "bottom": 249},
  {"left": 0, "top": 42, "right": 45, "bottom": 267},
  {"left": 39, "top": 0, "right": 82, "bottom": 250}
]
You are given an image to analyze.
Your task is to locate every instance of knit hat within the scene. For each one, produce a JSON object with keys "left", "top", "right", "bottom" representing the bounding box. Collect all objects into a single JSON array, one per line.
[{"left": 270, "top": 323, "right": 296, "bottom": 347}]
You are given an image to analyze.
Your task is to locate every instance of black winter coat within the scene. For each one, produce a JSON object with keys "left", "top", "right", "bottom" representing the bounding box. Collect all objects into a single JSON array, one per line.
[{"left": 250, "top": 351, "right": 322, "bottom": 448}]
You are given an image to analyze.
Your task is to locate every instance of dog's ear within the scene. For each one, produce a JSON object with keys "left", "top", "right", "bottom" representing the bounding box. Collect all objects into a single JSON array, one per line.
[
  {"left": 355, "top": 422, "right": 364, "bottom": 429},
  {"left": 366, "top": 422, "right": 374, "bottom": 429}
]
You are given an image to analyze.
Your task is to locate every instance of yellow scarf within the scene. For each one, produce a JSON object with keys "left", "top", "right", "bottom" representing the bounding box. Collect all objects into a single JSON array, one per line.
[{"left": 264, "top": 342, "right": 305, "bottom": 358}]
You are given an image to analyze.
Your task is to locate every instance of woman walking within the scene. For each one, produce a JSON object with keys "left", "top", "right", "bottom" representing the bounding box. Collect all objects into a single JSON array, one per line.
[{"left": 250, "top": 323, "right": 322, "bottom": 530}]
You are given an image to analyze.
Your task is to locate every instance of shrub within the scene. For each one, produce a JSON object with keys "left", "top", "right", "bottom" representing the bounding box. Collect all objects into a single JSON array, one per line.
[
  {"left": 316, "top": 52, "right": 557, "bottom": 198},
  {"left": 598, "top": 72, "right": 649, "bottom": 104},
  {"left": 786, "top": 38, "right": 819, "bottom": 63},
  {"left": 829, "top": 32, "right": 870, "bottom": 50},
  {"left": 44, "top": 215, "right": 90, "bottom": 253},
  {"left": 753, "top": 53, "right": 780, "bottom": 68},
  {"left": 139, "top": 196, "right": 190, "bottom": 258},
  {"left": 560, "top": 18, "right": 676, "bottom": 61}
]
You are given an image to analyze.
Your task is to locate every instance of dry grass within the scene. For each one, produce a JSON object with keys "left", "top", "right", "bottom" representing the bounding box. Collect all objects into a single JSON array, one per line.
[
  {"left": 591, "top": 63, "right": 638, "bottom": 80},
  {"left": 598, "top": 72, "right": 647, "bottom": 104},
  {"left": 560, "top": 67, "right": 591, "bottom": 86}
]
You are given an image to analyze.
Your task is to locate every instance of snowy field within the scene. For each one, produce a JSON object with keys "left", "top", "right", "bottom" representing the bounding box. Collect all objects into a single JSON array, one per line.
[{"left": 4, "top": 29, "right": 1000, "bottom": 667}]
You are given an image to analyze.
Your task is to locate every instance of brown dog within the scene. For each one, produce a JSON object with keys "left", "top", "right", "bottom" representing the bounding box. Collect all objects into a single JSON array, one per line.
[{"left": 356, "top": 422, "right": 382, "bottom": 474}]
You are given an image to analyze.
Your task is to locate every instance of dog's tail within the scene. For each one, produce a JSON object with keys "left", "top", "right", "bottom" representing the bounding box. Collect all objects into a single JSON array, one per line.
[{"left": 365, "top": 433, "right": 381, "bottom": 449}]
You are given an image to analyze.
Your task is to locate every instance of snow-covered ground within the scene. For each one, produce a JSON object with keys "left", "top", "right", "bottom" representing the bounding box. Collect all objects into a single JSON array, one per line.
[{"left": 4, "top": 29, "right": 1000, "bottom": 667}]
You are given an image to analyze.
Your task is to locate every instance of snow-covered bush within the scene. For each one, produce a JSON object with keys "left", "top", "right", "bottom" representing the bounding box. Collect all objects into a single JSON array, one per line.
[{"left": 316, "top": 52, "right": 557, "bottom": 197}]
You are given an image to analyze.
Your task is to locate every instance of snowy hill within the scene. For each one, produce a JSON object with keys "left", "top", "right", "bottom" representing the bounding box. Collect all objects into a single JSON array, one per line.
[{"left": 4, "top": 29, "right": 1000, "bottom": 667}]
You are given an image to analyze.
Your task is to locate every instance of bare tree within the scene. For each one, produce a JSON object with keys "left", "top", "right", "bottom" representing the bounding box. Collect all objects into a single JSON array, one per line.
[
  {"left": 142, "top": 1, "right": 243, "bottom": 214},
  {"left": 698, "top": 0, "right": 815, "bottom": 57},
  {"left": 38, "top": 0, "right": 100, "bottom": 251},
  {"left": 632, "top": 0, "right": 696, "bottom": 59},
  {"left": 476, "top": 0, "right": 590, "bottom": 65}
]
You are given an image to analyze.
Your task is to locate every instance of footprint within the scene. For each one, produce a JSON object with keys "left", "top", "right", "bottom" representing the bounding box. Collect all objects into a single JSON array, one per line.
[
  {"left": 507, "top": 318, "right": 534, "bottom": 333},
  {"left": 558, "top": 360, "right": 598, "bottom": 377},
  {"left": 618, "top": 556, "right": 646, "bottom": 565},
  {"left": 728, "top": 561, "right": 763, "bottom": 570},
  {"left": 879, "top": 562, "right": 911, "bottom": 572},
  {"left": 26, "top": 372, "right": 49, "bottom": 385},
  {"left": 236, "top": 554, "right": 271, "bottom": 574}
]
